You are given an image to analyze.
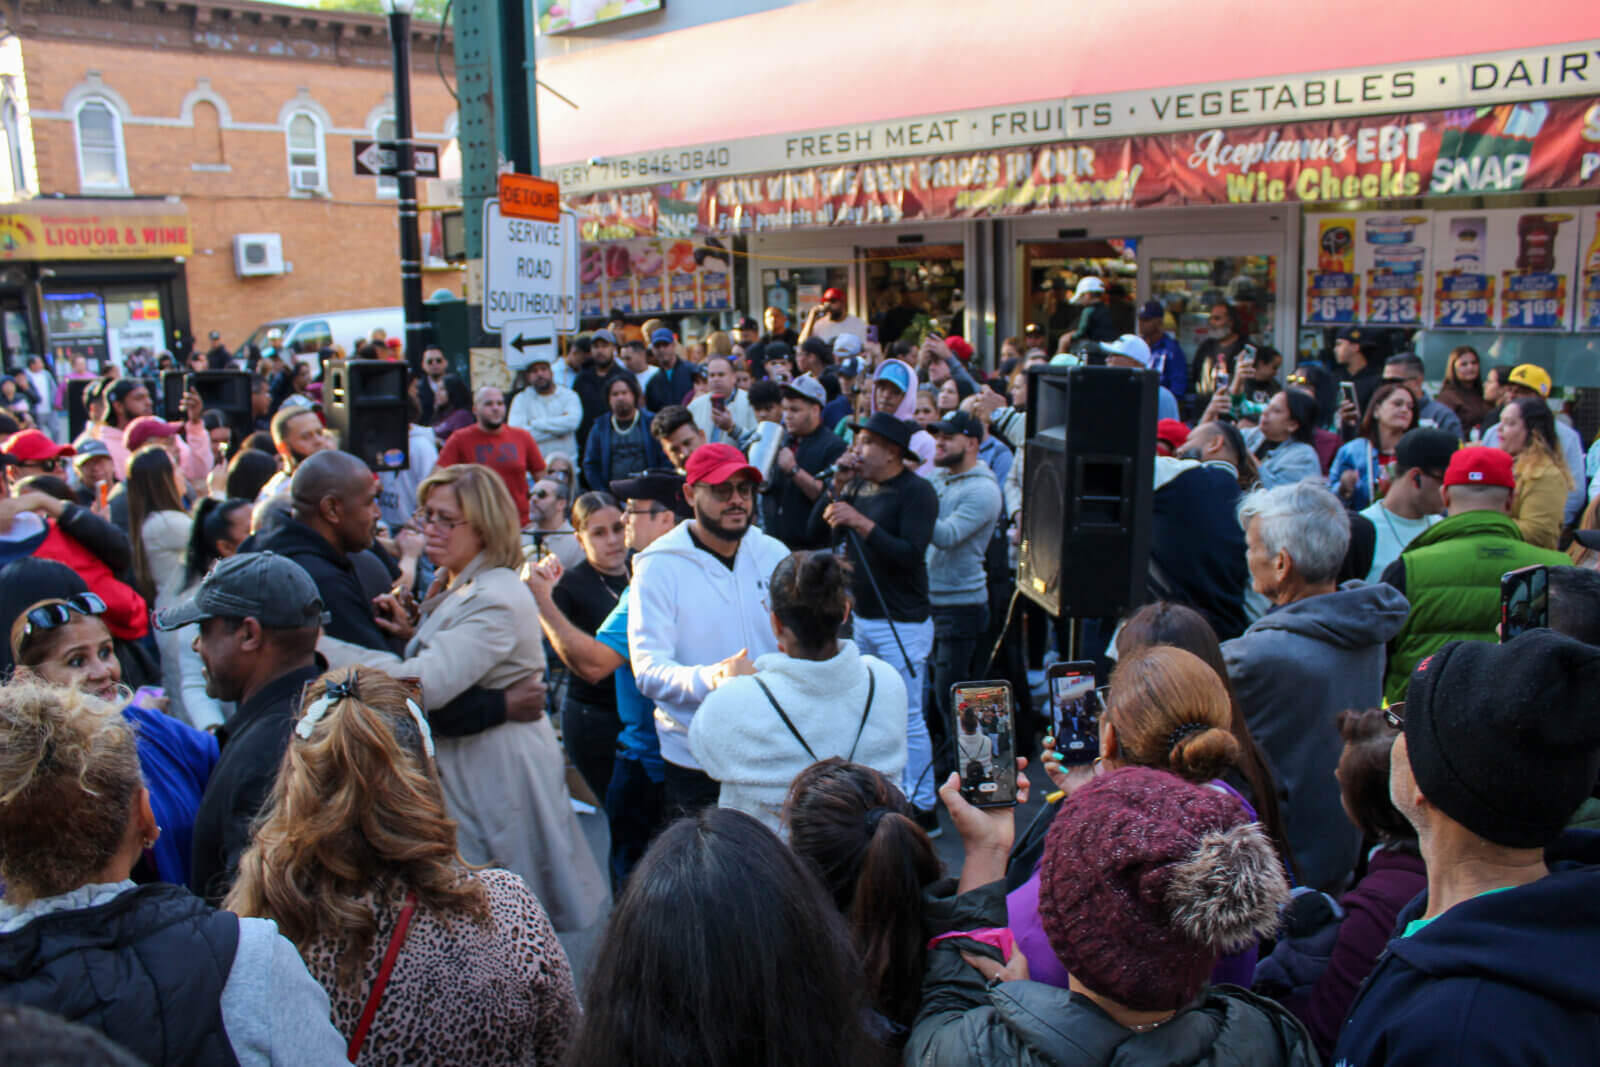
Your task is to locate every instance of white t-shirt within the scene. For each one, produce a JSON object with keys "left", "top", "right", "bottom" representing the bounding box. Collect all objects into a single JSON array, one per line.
[
  {"left": 1360, "top": 501, "right": 1439, "bottom": 583},
  {"left": 809, "top": 314, "right": 870, "bottom": 344}
]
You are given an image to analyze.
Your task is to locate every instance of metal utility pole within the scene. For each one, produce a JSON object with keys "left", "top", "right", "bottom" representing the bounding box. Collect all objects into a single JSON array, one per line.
[{"left": 383, "top": 0, "right": 427, "bottom": 376}]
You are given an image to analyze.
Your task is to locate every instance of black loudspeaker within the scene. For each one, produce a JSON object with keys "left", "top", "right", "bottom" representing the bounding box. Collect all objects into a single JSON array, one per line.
[
  {"left": 163, "top": 371, "right": 255, "bottom": 449},
  {"left": 324, "top": 360, "right": 409, "bottom": 471},
  {"left": 1018, "top": 365, "right": 1157, "bottom": 618}
]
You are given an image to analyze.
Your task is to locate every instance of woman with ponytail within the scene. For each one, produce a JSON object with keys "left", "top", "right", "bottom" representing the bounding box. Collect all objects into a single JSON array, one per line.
[
  {"left": 784, "top": 758, "right": 941, "bottom": 1043},
  {"left": 689, "top": 549, "right": 907, "bottom": 831}
]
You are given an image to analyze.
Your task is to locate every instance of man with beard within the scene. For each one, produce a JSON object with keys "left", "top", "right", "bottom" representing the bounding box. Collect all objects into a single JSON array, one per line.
[
  {"left": 508, "top": 351, "right": 582, "bottom": 464},
  {"left": 628, "top": 443, "right": 789, "bottom": 819},
  {"left": 437, "top": 385, "right": 545, "bottom": 527},
  {"left": 582, "top": 374, "right": 664, "bottom": 491},
  {"left": 251, "top": 401, "right": 331, "bottom": 534},
  {"left": 799, "top": 287, "right": 869, "bottom": 345},
  {"left": 811, "top": 410, "right": 940, "bottom": 830}
]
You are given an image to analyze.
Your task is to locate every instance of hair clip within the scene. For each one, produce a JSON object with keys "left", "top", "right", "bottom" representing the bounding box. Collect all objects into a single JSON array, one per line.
[
  {"left": 1167, "top": 721, "right": 1208, "bottom": 751},
  {"left": 404, "top": 697, "right": 435, "bottom": 759},
  {"left": 295, "top": 672, "right": 359, "bottom": 741}
]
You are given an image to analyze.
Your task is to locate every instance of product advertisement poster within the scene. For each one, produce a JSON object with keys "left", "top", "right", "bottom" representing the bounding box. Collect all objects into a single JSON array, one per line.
[
  {"left": 1574, "top": 207, "right": 1600, "bottom": 332},
  {"left": 1303, "top": 212, "right": 1430, "bottom": 327},
  {"left": 578, "top": 239, "right": 735, "bottom": 318},
  {"left": 1429, "top": 208, "right": 1577, "bottom": 330}
]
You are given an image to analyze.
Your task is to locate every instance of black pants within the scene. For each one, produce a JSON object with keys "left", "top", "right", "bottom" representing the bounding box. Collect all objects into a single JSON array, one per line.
[
  {"left": 605, "top": 754, "right": 665, "bottom": 892},
  {"left": 661, "top": 761, "right": 721, "bottom": 824},
  {"left": 562, "top": 695, "right": 621, "bottom": 804}
]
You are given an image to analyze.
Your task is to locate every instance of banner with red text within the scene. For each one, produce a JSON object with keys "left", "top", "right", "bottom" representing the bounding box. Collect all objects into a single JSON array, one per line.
[{"left": 570, "top": 96, "right": 1600, "bottom": 241}]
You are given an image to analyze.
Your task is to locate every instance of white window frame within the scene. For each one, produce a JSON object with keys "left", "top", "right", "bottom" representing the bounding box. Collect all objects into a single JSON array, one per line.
[
  {"left": 373, "top": 113, "right": 397, "bottom": 199},
  {"left": 73, "top": 96, "right": 128, "bottom": 193},
  {"left": 285, "top": 110, "right": 327, "bottom": 196}
]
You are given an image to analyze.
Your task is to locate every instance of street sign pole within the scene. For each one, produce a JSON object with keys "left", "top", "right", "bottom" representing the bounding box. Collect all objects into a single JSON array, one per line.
[{"left": 385, "top": 3, "right": 427, "bottom": 377}]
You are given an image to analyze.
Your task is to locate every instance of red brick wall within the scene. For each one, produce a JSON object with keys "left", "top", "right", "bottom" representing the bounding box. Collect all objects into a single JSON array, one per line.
[{"left": 24, "top": 33, "right": 464, "bottom": 347}]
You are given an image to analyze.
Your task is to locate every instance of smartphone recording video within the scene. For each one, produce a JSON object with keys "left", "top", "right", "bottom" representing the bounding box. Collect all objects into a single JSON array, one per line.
[
  {"left": 1501, "top": 565, "right": 1549, "bottom": 643},
  {"left": 951, "top": 681, "right": 1017, "bottom": 808},
  {"left": 1046, "top": 662, "right": 1101, "bottom": 766}
]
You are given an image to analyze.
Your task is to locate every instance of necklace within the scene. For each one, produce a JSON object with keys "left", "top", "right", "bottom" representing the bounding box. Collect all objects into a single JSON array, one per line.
[
  {"left": 1377, "top": 501, "right": 1437, "bottom": 547},
  {"left": 612, "top": 412, "right": 639, "bottom": 434},
  {"left": 1126, "top": 1011, "right": 1178, "bottom": 1032}
]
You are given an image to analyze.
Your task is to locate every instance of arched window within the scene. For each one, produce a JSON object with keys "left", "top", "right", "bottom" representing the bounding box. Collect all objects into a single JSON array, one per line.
[
  {"left": 2, "top": 95, "right": 26, "bottom": 196},
  {"left": 74, "top": 97, "right": 126, "bottom": 191},
  {"left": 373, "top": 114, "right": 397, "bottom": 198},
  {"left": 285, "top": 111, "right": 326, "bottom": 194}
]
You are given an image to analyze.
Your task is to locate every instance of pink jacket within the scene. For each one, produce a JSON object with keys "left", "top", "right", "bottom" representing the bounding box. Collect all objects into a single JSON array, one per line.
[{"left": 96, "top": 421, "right": 214, "bottom": 485}]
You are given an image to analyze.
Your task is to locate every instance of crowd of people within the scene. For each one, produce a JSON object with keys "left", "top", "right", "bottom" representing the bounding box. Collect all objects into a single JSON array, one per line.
[{"left": 2, "top": 290, "right": 1599, "bottom": 1066}]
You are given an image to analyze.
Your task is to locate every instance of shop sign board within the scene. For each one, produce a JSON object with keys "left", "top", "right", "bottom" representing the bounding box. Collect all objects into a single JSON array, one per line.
[
  {"left": 545, "top": 40, "right": 1600, "bottom": 194},
  {"left": 567, "top": 95, "right": 1600, "bottom": 242},
  {"left": 481, "top": 202, "right": 579, "bottom": 333},
  {"left": 0, "top": 210, "right": 191, "bottom": 261}
]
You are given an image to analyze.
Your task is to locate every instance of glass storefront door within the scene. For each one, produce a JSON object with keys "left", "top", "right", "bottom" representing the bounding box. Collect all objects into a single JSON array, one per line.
[
  {"left": 1137, "top": 234, "right": 1283, "bottom": 354},
  {"left": 860, "top": 243, "right": 965, "bottom": 345}
]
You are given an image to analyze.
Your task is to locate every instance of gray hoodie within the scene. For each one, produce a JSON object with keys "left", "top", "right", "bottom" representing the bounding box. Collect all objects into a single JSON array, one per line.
[
  {"left": 926, "top": 462, "right": 1002, "bottom": 606},
  {"left": 1221, "top": 580, "right": 1409, "bottom": 892}
]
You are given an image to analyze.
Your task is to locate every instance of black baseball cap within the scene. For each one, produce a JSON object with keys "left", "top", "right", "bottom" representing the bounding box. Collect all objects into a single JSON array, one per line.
[
  {"left": 611, "top": 469, "right": 692, "bottom": 519},
  {"left": 926, "top": 410, "right": 982, "bottom": 438},
  {"left": 156, "top": 551, "right": 326, "bottom": 631},
  {"left": 735, "top": 315, "right": 759, "bottom": 331},
  {"left": 1335, "top": 326, "right": 1366, "bottom": 344},
  {"left": 1394, "top": 427, "right": 1458, "bottom": 478}
]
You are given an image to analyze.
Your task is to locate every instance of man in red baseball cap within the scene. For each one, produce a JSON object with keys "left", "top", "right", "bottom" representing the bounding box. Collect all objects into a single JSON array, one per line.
[
  {"left": 1, "top": 429, "right": 74, "bottom": 488},
  {"left": 626, "top": 442, "right": 791, "bottom": 820},
  {"left": 1380, "top": 445, "right": 1571, "bottom": 701},
  {"left": 801, "top": 285, "right": 869, "bottom": 346}
]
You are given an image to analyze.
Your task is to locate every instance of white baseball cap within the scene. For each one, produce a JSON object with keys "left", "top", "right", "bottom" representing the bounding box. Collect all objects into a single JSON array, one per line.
[
  {"left": 1072, "top": 276, "right": 1106, "bottom": 300},
  {"left": 1100, "top": 334, "right": 1153, "bottom": 368}
]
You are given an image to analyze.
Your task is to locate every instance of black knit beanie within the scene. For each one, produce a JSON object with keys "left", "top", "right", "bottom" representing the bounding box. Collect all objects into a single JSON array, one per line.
[{"left": 1405, "top": 630, "right": 1600, "bottom": 848}]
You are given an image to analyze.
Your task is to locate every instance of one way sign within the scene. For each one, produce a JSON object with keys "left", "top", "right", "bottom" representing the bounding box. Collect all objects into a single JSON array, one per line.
[
  {"left": 352, "top": 139, "right": 441, "bottom": 178},
  {"left": 500, "top": 315, "right": 556, "bottom": 372}
]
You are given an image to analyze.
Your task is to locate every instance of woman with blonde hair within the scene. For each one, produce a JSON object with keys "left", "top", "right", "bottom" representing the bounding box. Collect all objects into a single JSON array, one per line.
[
  {"left": 321, "top": 463, "right": 606, "bottom": 929},
  {"left": 225, "top": 666, "right": 578, "bottom": 1065},
  {"left": 0, "top": 680, "right": 345, "bottom": 1064},
  {"left": 1011, "top": 645, "right": 1267, "bottom": 990},
  {"left": 1496, "top": 394, "right": 1572, "bottom": 549}
]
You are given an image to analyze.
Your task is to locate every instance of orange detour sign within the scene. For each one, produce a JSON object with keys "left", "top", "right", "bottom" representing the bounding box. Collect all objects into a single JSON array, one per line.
[{"left": 498, "top": 174, "right": 561, "bottom": 222}]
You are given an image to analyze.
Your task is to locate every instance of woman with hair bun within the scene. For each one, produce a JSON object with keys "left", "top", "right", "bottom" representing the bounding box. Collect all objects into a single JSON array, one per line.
[
  {"left": 0, "top": 680, "right": 346, "bottom": 1065},
  {"left": 225, "top": 666, "right": 578, "bottom": 1065},
  {"left": 1010, "top": 645, "right": 1268, "bottom": 991},
  {"left": 689, "top": 549, "right": 907, "bottom": 831},
  {"left": 784, "top": 758, "right": 941, "bottom": 1044}
]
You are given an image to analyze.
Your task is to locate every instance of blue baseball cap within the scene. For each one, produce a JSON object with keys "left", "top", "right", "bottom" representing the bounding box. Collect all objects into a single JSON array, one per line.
[{"left": 649, "top": 327, "right": 676, "bottom": 345}]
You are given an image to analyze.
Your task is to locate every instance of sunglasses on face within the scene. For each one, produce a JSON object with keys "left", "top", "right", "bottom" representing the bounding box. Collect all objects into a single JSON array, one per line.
[
  {"left": 531, "top": 489, "right": 555, "bottom": 500},
  {"left": 23, "top": 593, "right": 108, "bottom": 639},
  {"left": 18, "top": 458, "right": 63, "bottom": 473},
  {"left": 701, "top": 481, "right": 755, "bottom": 502}
]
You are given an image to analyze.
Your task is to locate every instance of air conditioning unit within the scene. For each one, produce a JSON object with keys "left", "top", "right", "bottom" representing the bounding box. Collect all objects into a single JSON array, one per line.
[
  {"left": 290, "top": 166, "right": 322, "bottom": 192},
  {"left": 234, "top": 233, "right": 285, "bottom": 277}
]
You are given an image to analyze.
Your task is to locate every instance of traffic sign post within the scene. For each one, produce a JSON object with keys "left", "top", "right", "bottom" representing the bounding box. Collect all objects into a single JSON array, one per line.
[
  {"left": 499, "top": 315, "right": 557, "bottom": 370},
  {"left": 353, "top": 139, "right": 441, "bottom": 178},
  {"left": 481, "top": 202, "right": 578, "bottom": 334}
]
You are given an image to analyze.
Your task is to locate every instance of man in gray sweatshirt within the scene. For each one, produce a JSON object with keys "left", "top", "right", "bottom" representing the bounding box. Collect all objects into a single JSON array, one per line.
[{"left": 925, "top": 410, "right": 1003, "bottom": 737}]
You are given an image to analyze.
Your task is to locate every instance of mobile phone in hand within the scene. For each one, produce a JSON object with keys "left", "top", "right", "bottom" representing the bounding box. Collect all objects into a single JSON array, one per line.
[
  {"left": 711, "top": 394, "right": 727, "bottom": 414},
  {"left": 951, "top": 680, "right": 1017, "bottom": 807},
  {"left": 1339, "top": 380, "right": 1359, "bottom": 411},
  {"left": 1500, "top": 565, "right": 1549, "bottom": 642},
  {"left": 1045, "top": 662, "right": 1101, "bottom": 765}
]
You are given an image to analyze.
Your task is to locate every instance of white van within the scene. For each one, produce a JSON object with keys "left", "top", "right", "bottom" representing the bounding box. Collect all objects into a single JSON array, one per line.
[{"left": 240, "top": 307, "right": 404, "bottom": 376}]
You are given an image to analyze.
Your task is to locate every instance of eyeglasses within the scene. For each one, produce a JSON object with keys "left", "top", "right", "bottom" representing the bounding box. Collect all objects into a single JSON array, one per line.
[
  {"left": 1383, "top": 703, "right": 1405, "bottom": 730},
  {"left": 531, "top": 489, "right": 553, "bottom": 500},
  {"left": 18, "top": 458, "right": 63, "bottom": 473},
  {"left": 22, "top": 593, "right": 107, "bottom": 640},
  {"left": 412, "top": 508, "right": 470, "bottom": 531},
  {"left": 700, "top": 481, "right": 755, "bottom": 502},
  {"left": 625, "top": 505, "right": 666, "bottom": 518}
]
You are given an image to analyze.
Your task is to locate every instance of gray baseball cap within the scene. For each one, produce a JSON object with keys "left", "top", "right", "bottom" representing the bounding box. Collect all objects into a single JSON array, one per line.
[
  {"left": 155, "top": 551, "right": 326, "bottom": 631},
  {"left": 779, "top": 373, "right": 826, "bottom": 407}
]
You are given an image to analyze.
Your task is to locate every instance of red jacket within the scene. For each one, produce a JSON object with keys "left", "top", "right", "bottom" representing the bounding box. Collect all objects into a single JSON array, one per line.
[{"left": 33, "top": 522, "right": 150, "bottom": 640}]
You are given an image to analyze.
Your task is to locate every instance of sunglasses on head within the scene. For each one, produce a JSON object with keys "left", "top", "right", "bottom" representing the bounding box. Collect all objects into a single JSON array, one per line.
[{"left": 22, "top": 593, "right": 108, "bottom": 640}]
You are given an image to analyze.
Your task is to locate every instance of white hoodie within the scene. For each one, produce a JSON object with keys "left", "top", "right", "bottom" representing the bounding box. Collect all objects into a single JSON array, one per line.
[{"left": 627, "top": 520, "right": 790, "bottom": 768}]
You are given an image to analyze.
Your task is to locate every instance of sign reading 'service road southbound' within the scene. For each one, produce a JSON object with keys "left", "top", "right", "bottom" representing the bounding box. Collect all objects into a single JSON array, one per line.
[{"left": 481, "top": 201, "right": 579, "bottom": 333}]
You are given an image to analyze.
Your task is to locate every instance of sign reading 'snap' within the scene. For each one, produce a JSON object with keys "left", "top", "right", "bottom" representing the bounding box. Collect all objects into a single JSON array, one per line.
[{"left": 481, "top": 202, "right": 579, "bottom": 333}]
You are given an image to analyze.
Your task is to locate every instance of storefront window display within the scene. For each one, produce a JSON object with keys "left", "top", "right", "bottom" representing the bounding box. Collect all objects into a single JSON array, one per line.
[
  {"left": 759, "top": 264, "right": 850, "bottom": 328},
  {"left": 863, "top": 244, "right": 964, "bottom": 345},
  {"left": 1149, "top": 254, "right": 1277, "bottom": 352},
  {"left": 1020, "top": 240, "right": 1137, "bottom": 351}
]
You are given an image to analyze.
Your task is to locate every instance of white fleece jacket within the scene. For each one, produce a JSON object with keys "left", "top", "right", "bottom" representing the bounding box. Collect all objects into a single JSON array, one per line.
[
  {"left": 627, "top": 521, "right": 790, "bottom": 768},
  {"left": 689, "top": 640, "right": 907, "bottom": 832}
]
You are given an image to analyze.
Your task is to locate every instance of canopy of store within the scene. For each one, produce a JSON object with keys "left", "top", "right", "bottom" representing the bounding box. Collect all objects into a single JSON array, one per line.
[
  {"left": 0, "top": 198, "right": 191, "bottom": 261},
  {"left": 535, "top": 0, "right": 1600, "bottom": 167}
]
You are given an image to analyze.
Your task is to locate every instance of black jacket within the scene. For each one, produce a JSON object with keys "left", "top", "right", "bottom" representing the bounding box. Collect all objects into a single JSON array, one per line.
[
  {"left": 644, "top": 361, "right": 695, "bottom": 414},
  {"left": 574, "top": 363, "right": 632, "bottom": 450},
  {"left": 809, "top": 469, "right": 937, "bottom": 623},
  {"left": 0, "top": 883, "right": 240, "bottom": 1065},
  {"left": 256, "top": 519, "right": 392, "bottom": 651},
  {"left": 190, "top": 661, "right": 322, "bottom": 904}
]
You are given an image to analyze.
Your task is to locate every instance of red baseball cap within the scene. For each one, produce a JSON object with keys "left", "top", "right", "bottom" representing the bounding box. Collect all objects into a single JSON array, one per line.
[
  {"left": 2, "top": 429, "right": 74, "bottom": 462},
  {"left": 1156, "top": 418, "right": 1190, "bottom": 453},
  {"left": 125, "top": 415, "right": 180, "bottom": 453},
  {"left": 683, "top": 442, "right": 762, "bottom": 487},
  {"left": 1442, "top": 445, "right": 1514, "bottom": 490},
  {"left": 822, "top": 287, "right": 846, "bottom": 302},
  {"left": 946, "top": 335, "right": 974, "bottom": 362},
  {"left": 386, "top": 336, "right": 403, "bottom": 349}
]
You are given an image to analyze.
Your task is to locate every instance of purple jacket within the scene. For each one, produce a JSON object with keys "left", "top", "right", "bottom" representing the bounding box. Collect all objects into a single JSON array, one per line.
[{"left": 1296, "top": 847, "right": 1426, "bottom": 1054}]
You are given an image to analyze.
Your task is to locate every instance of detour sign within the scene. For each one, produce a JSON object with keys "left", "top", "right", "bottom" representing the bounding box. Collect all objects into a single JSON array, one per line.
[{"left": 499, "top": 173, "right": 561, "bottom": 222}]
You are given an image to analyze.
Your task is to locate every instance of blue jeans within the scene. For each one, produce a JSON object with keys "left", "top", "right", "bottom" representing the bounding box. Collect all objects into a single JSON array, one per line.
[
  {"left": 854, "top": 614, "right": 935, "bottom": 810},
  {"left": 604, "top": 754, "right": 665, "bottom": 892}
]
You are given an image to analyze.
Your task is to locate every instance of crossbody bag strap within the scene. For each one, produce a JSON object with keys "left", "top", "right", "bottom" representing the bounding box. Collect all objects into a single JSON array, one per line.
[
  {"left": 753, "top": 677, "right": 818, "bottom": 762},
  {"left": 844, "top": 668, "right": 877, "bottom": 763},
  {"left": 347, "top": 891, "right": 418, "bottom": 1062}
]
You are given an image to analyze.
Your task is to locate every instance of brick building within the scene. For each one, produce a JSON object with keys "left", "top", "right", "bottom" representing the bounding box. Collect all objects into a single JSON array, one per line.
[{"left": 0, "top": 0, "right": 463, "bottom": 369}]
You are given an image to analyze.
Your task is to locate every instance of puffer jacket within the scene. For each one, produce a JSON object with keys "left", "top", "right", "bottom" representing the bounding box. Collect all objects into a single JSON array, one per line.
[{"left": 907, "top": 880, "right": 1320, "bottom": 1067}]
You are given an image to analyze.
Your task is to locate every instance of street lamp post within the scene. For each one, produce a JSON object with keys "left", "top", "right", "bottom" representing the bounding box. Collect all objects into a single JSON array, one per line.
[{"left": 382, "top": 0, "right": 426, "bottom": 377}]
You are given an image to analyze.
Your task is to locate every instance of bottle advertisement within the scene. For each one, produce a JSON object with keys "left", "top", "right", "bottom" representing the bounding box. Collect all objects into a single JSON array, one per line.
[
  {"left": 1428, "top": 208, "right": 1579, "bottom": 331},
  {"left": 1302, "top": 212, "right": 1429, "bottom": 328},
  {"left": 1574, "top": 208, "right": 1600, "bottom": 333}
]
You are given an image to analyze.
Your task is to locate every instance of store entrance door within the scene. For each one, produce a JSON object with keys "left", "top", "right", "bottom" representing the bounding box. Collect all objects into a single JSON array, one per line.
[{"left": 1137, "top": 232, "right": 1286, "bottom": 356}]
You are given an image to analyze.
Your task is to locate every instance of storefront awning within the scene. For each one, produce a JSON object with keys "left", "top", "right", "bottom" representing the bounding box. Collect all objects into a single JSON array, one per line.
[{"left": 0, "top": 198, "right": 191, "bottom": 261}]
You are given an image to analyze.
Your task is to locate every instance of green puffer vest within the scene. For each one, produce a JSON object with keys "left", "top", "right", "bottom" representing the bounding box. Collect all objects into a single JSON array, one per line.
[{"left": 1384, "top": 510, "right": 1571, "bottom": 702}]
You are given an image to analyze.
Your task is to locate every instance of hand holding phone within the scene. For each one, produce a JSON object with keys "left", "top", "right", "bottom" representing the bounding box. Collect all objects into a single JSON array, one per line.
[
  {"left": 1338, "top": 380, "right": 1359, "bottom": 422},
  {"left": 1500, "top": 565, "right": 1550, "bottom": 642},
  {"left": 951, "top": 681, "right": 1018, "bottom": 807},
  {"left": 1045, "top": 662, "right": 1102, "bottom": 766}
]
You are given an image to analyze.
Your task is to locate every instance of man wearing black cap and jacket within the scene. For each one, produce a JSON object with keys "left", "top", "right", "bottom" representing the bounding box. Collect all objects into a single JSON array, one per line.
[{"left": 1334, "top": 630, "right": 1600, "bottom": 1066}]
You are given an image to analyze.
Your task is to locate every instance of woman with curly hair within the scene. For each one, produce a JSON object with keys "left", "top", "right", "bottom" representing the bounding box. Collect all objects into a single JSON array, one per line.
[
  {"left": 1496, "top": 394, "right": 1573, "bottom": 549},
  {"left": 225, "top": 666, "right": 578, "bottom": 1065}
]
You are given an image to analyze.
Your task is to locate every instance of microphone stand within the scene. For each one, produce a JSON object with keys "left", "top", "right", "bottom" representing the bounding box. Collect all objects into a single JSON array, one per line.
[{"left": 822, "top": 471, "right": 913, "bottom": 677}]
